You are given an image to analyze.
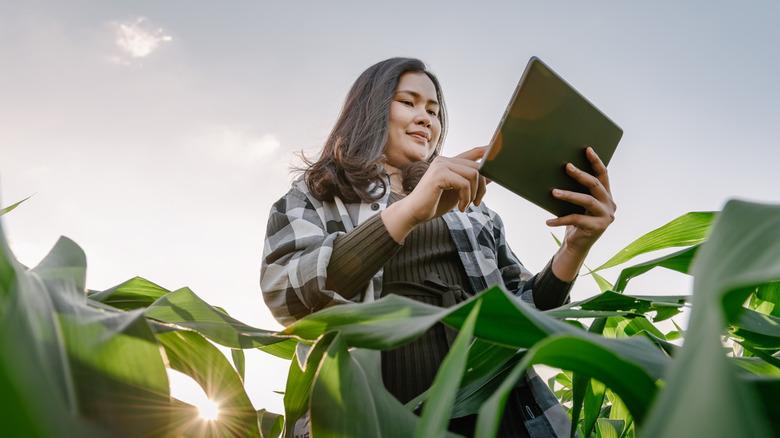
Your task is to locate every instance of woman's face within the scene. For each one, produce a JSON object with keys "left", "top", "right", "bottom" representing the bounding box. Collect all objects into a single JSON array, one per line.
[{"left": 383, "top": 71, "right": 442, "bottom": 168}]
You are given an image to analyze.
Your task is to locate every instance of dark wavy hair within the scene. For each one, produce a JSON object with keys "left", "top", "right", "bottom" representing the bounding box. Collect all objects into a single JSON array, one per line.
[{"left": 300, "top": 57, "right": 448, "bottom": 203}]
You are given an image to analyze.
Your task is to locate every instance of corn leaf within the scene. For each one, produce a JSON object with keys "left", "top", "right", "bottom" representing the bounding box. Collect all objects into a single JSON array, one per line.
[
  {"left": 145, "top": 286, "right": 296, "bottom": 359},
  {"left": 308, "top": 336, "right": 457, "bottom": 438},
  {"left": 258, "top": 409, "right": 284, "bottom": 438},
  {"left": 642, "top": 200, "right": 780, "bottom": 437},
  {"left": 0, "top": 195, "right": 32, "bottom": 217},
  {"left": 593, "top": 212, "right": 715, "bottom": 272},
  {"left": 474, "top": 335, "right": 658, "bottom": 438},
  {"left": 157, "top": 329, "right": 260, "bottom": 437},
  {"left": 415, "top": 301, "right": 481, "bottom": 437},
  {"left": 613, "top": 245, "right": 700, "bottom": 292}
]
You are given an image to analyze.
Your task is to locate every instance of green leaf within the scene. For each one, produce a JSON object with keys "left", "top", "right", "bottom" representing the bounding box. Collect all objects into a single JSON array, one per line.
[
  {"left": 405, "top": 339, "right": 524, "bottom": 419},
  {"left": 287, "top": 286, "right": 669, "bottom": 381},
  {"left": 475, "top": 335, "right": 659, "bottom": 438},
  {"left": 232, "top": 348, "right": 247, "bottom": 382},
  {"left": 157, "top": 329, "right": 260, "bottom": 437},
  {"left": 591, "top": 270, "right": 615, "bottom": 293},
  {"left": 739, "top": 343, "right": 780, "bottom": 370},
  {"left": 593, "top": 211, "right": 715, "bottom": 272},
  {"left": 285, "top": 282, "right": 670, "bottom": 435},
  {"left": 638, "top": 331, "right": 679, "bottom": 357},
  {"left": 570, "top": 372, "right": 587, "bottom": 438},
  {"left": 555, "top": 371, "right": 573, "bottom": 389},
  {"left": 88, "top": 276, "right": 169, "bottom": 310},
  {"left": 595, "top": 418, "right": 621, "bottom": 438},
  {"left": 564, "top": 291, "right": 688, "bottom": 318},
  {"left": 212, "top": 306, "right": 247, "bottom": 382},
  {"left": 570, "top": 314, "right": 610, "bottom": 437},
  {"left": 545, "top": 309, "right": 642, "bottom": 319},
  {"left": 258, "top": 409, "right": 284, "bottom": 438},
  {"left": 283, "top": 293, "right": 446, "bottom": 349},
  {"left": 733, "top": 357, "right": 780, "bottom": 377},
  {"left": 0, "top": 195, "right": 32, "bottom": 217},
  {"left": 621, "top": 316, "right": 666, "bottom": 339},
  {"left": 744, "top": 281, "right": 780, "bottom": 318},
  {"left": 449, "top": 341, "right": 524, "bottom": 418},
  {"left": 30, "top": 236, "right": 86, "bottom": 292},
  {"left": 747, "top": 377, "right": 780, "bottom": 437},
  {"left": 309, "top": 335, "right": 453, "bottom": 438},
  {"left": 583, "top": 379, "right": 607, "bottom": 438},
  {"left": 613, "top": 245, "right": 700, "bottom": 292},
  {"left": 756, "top": 282, "right": 780, "bottom": 314},
  {"left": 731, "top": 308, "right": 780, "bottom": 349},
  {"left": 33, "top": 237, "right": 175, "bottom": 435},
  {"left": 145, "top": 286, "right": 296, "bottom": 359},
  {"left": 283, "top": 334, "right": 336, "bottom": 437},
  {"left": 606, "top": 389, "right": 632, "bottom": 437},
  {"left": 643, "top": 200, "right": 779, "bottom": 437},
  {"left": 416, "top": 301, "right": 481, "bottom": 438},
  {"left": 0, "top": 232, "right": 90, "bottom": 436}
]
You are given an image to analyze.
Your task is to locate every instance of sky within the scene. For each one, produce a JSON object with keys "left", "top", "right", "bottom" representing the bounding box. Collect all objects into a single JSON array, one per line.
[{"left": 2, "top": 0, "right": 779, "bottom": 414}]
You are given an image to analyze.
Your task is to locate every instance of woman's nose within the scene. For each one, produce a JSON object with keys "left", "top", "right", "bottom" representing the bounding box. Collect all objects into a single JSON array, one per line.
[{"left": 414, "top": 110, "right": 432, "bottom": 127}]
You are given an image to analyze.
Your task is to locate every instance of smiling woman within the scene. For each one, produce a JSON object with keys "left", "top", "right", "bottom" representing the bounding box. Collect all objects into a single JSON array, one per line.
[
  {"left": 260, "top": 57, "right": 600, "bottom": 437},
  {"left": 267, "top": 57, "right": 574, "bottom": 437}
]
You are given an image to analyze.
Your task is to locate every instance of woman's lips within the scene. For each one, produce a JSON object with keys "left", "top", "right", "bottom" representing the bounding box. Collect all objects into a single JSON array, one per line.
[{"left": 408, "top": 133, "right": 428, "bottom": 143}]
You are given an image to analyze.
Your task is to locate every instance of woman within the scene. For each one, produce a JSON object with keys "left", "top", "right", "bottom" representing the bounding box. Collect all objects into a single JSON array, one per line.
[{"left": 261, "top": 57, "right": 617, "bottom": 437}]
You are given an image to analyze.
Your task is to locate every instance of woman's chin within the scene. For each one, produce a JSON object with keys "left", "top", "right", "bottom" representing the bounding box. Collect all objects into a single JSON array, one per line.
[{"left": 410, "top": 143, "right": 431, "bottom": 161}]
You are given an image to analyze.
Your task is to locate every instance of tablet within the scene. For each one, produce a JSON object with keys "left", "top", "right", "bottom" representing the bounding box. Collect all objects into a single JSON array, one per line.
[{"left": 479, "top": 57, "right": 623, "bottom": 218}]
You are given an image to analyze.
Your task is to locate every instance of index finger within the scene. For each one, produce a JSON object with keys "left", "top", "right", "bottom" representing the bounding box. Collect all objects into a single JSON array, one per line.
[{"left": 455, "top": 145, "right": 490, "bottom": 162}]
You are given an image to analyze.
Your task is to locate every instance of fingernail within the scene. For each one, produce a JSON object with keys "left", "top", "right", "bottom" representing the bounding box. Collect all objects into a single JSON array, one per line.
[
  {"left": 553, "top": 189, "right": 561, "bottom": 195},
  {"left": 567, "top": 163, "right": 575, "bottom": 171}
]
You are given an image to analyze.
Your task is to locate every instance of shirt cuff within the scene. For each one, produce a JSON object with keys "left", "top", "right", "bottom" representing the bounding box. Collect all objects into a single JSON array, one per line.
[{"left": 528, "top": 256, "right": 576, "bottom": 310}]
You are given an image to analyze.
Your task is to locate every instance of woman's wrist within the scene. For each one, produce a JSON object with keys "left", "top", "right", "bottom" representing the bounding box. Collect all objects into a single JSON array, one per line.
[
  {"left": 551, "top": 242, "right": 588, "bottom": 282},
  {"left": 380, "top": 198, "right": 419, "bottom": 244}
]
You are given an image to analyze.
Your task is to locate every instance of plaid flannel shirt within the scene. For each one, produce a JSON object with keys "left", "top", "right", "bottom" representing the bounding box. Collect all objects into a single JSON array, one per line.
[{"left": 261, "top": 176, "right": 571, "bottom": 437}]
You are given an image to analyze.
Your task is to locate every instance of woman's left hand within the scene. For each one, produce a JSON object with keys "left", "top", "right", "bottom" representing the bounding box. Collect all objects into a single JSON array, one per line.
[{"left": 546, "top": 146, "right": 617, "bottom": 255}]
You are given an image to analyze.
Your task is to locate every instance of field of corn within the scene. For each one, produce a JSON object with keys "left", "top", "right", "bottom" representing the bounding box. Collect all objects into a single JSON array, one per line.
[{"left": 1, "top": 196, "right": 779, "bottom": 438}]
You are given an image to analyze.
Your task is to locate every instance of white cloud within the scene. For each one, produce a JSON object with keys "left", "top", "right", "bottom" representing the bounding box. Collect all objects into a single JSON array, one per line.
[
  {"left": 189, "top": 126, "right": 285, "bottom": 169},
  {"left": 111, "top": 17, "right": 172, "bottom": 62},
  {"left": 215, "top": 127, "right": 281, "bottom": 162}
]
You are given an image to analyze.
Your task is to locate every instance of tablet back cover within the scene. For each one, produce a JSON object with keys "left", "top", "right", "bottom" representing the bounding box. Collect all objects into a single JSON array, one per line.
[{"left": 480, "top": 57, "right": 623, "bottom": 217}]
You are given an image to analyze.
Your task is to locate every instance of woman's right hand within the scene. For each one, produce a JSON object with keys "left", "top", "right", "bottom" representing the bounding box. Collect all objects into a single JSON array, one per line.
[
  {"left": 382, "top": 146, "right": 489, "bottom": 243},
  {"left": 405, "top": 146, "right": 489, "bottom": 223}
]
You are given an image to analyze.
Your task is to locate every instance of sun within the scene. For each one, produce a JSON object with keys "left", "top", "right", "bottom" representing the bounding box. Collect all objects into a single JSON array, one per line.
[{"left": 196, "top": 398, "right": 220, "bottom": 421}]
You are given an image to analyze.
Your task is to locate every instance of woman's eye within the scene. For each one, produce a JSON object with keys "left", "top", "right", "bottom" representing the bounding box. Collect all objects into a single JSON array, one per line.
[{"left": 399, "top": 99, "right": 436, "bottom": 116}]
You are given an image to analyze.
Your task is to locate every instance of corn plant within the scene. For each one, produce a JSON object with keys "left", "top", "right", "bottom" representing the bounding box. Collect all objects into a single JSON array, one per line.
[{"left": 1, "top": 197, "right": 779, "bottom": 437}]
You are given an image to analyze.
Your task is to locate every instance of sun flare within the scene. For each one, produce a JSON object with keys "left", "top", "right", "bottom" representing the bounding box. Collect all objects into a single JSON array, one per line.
[{"left": 197, "top": 398, "right": 220, "bottom": 421}]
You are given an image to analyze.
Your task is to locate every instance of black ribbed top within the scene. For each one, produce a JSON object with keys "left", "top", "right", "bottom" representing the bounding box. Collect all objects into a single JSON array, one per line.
[
  {"left": 379, "top": 192, "right": 530, "bottom": 437},
  {"left": 326, "top": 191, "right": 575, "bottom": 437}
]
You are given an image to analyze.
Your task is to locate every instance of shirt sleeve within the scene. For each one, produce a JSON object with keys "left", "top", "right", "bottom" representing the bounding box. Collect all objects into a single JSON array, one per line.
[
  {"left": 486, "top": 204, "right": 575, "bottom": 309},
  {"left": 522, "top": 256, "right": 576, "bottom": 310},
  {"left": 326, "top": 212, "right": 402, "bottom": 299},
  {"left": 260, "top": 187, "right": 352, "bottom": 326}
]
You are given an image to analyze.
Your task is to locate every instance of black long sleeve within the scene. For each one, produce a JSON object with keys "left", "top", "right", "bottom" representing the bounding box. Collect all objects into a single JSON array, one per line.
[
  {"left": 525, "top": 257, "right": 576, "bottom": 310},
  {"left": 326, "top": 212, "right": 402, "bottom": 299}
]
